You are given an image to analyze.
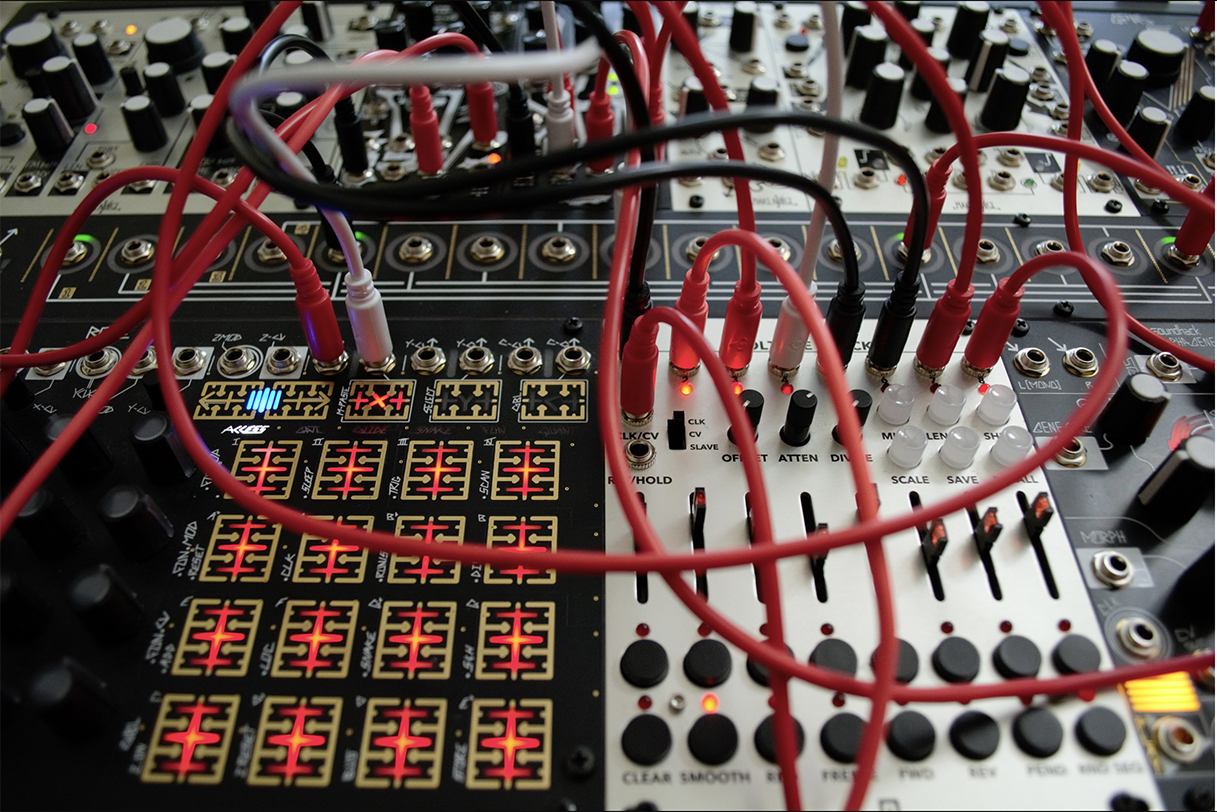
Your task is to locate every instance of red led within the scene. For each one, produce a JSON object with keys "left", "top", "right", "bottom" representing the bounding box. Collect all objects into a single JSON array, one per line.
[
  {"left": 1000, "top": 620, "right": 1013, "bottom": 633},
  {"left": 781, "top": 381, "right": 794, "bottom": 395},
  {"left": 1078, "top": 689, "right": 1096, "bottom": 703},
  {"left": 635, "top": 623, "right": 650, "bottom": 637},
  {"left": 941, "top": 621, "right": 954, "bottom": 634},
  {"left": 732, "top": 382, "right": 743, "bottom": 395},
  {"left": 680, "top": 381, "right": 693, "bottom": 396},
  {"left": 84, "top": 122, "right": 97, "bottom": 134},
  {"left": 896, "top": 174, "right": 907, "bottom": 186},
  {"left": 821, "top": 623, "right": 834, "bottom": 636},
  {"left": 1059, "top": 619, "right": 1072, "bottom": 632},
  {"left": 697, "top": 622, "right": 712, "bottom": 637},
  {"left": 832, "top": 692, "right": 846, "bottom": 708},
  {"left": 638, "top": 695, "right": 652, "bottom": 710},
  {"left": 978, "top": 382, "right": 991, "bottom": 394}
]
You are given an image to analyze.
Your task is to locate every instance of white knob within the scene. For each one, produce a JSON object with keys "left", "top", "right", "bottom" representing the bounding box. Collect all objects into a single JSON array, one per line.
[
  {"left": 940, "top": 426, "right": 981, "bottom": 469},
  {"left": 888, "top": 425, "right": 928, "bottom": 469}
]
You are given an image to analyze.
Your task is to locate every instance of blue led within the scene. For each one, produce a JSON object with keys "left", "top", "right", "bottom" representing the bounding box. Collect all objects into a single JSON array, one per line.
[{"left": 245, "top": 387, "right": 282, "bottom": 413}]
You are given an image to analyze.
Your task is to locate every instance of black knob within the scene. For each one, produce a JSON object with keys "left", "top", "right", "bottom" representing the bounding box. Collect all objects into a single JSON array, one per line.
[
  {"left": 743, "top": 76, "right": 780, "bottom": 133},
  {"left": 302, "top": 1, "right": 334, "bottom": 42},
  {"left": 144, "top": 16, "right": 205, "bottom": 74},
  {"left": 144, "top": 62, "right": 186, "bottom": 116},
  {"left": 729, "top": 1, "right": 758, "bottom": 52},
  {"left": 220, "top": 17, "right": 254, "bottom": 54},
  {"left": 621, "top": 639, "right": 669, "bottom": 688},
  {"left": 69, "top": 565, "right": 145, "bottom": 645},
  {"left": 622, "top": 714, "right": 672, "bottom": 766},
  {"left": 1096, "top": 374, "right": 1170, "bottom": 446},
  {"left": 926, "top": 78, "right": 966, "bottom": 132},
  {"left": 1164, "top": 546, "right": 1214, "bottom": 637},
  {"left": 98, "top": 485, "right": 173, "bottom": 560},
  {"left": 274, "top": 91, "right": 307, "bottom": 118},
  {"left": 832, "top": 390, "right": 874, "bottom": 444},
  {"left": 965, "top": 29, "right": 1009, "bottom": 93},
  {"left": 190, "top": 94, "right": 229, "bottom": 155},
  {"left": 840, "top": 2, "right": 871, "bottom": 57},
  {"left": 860, "top": 63, "right": 906, "bottom": 130},
  {"left": 1176, "top": 86, "right": 1216, "bottom": 141},
  {"left": 1083, "top": 39, "right": 1121, "bottom": 96},
  {"left": 375, "top": 19, "right": 409, "bottom": 52},
  {"left": 121, "top": 95, "right": 168, "bottom": 152},
  {"left": 910, "top": 47, "right": 950, "bottom": 101},
  {"left": 898, "top": 19, "right": 937, "bottom": 70},
  {"left": 895, "top": 1, "right": 921, "bottom": 20},
  {"left": 119, "top": 65, "right": 143, "bottom": 96},
  {"left": 4, "top": 21, "right": 64, "bottom": 78},
  {"left": 780, "top": 390, "right": 818, "bottom": 447},
  {"left": 45, "top": 414, "right": 111, "bottom": 484},
  {"left": 1, "top": 572, "right": 49, "bottom": 642},
  {"left": 1137, "top": 435, "right": 1215, "bottom": 522},
  {"left": 27, "top": 659, "right": 112, "bottom": 741},
  {"left": 728, "top": 389, "right": 765, "bottom": 444},
  {"left": 1127, "top": 29, "right": 1186, "bottom": 87},
  {"left": 1126, "top": 107, "right": 1171, "bottom": 161},
  {"left": 978, "top": 66, "right": 1030, "bottom": 131},
  {"left": 201, "top": 52, "right": 235, "bottom": 95},
  {"left": 688, "top": 714, "right": 738, "bottom": 765},
  {"left": 21, "top": 98, "right": 73, "bottom": 159},
  {"left": 683, "top": 3, "right": 701, "bottom": 35},
  {"left": 1103, "top": 61, "right": 1148, "bottom": 128},
  {"left": 845, "top": 24, "right": 888, "bottom": 90},
  {"left": 785, "top": 33, "right": 809, "bottom": 53},
  {"left": 684, "top": 639, "right": 733, "bottom": 686},
  {"left": 71, "top": 33, "right": 114, "bottom": 85},
  {"left": 403, "top": 1, "right": 436, "bottom": 42},
  {"left": 946, "top": 1, "right": 990, "bottom": 59},
  {"left": 15, "top": 488, "right": 82, "bottom": 559},
  {"left": 680, "top": 76, "right": 709, "bottom": 116},
  {"left": 42, "top": 56, "right": 97, "bottom": 123},
  {"left": 243, "top": 1, "right": 275, "bottom": 28}
]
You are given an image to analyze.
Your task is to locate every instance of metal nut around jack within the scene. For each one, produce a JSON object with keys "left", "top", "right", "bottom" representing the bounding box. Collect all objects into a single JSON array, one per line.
[
  {"left": 541, "top": 235, "right": 577, "bottom": 263},
  {"left": 1034, "top": 239, "right": 1066, "bottom": 256},
  {"left": 85, "top": 149, "right": 114, "bottom": 169},
  {"left": 758, "top": 142, "right": 785, "bottom": 162},
  {"left": 625, "top": 439, "right": 656, "bottom": 470},
  {"left": 1166, "top": 243, "right": 1202, "bottom": 269},
  {"left": 119, "top": 238, "right": 155, "bottom": 266},
  {"left": 1031, "top": 65, "right": 1052, "bottom": 83},
  {"left": 62, "top": 240, "right": 89, "bottom": 266},
  {"left": 126, "top": 178, "right": 157, "bottom": 193},
  {"left": 256, "top": 238, "right": 287, "bottom": 265},
  {"left": 398, "top": 235, "right": 435, "bottom": 264},
  {"left": 952, "top": 171, "right": 969, "bottom": 190},
  {"left": 1092, "top": 550, "right": 1134, "bottom": 588},
  {"left": 925, "top": 145, "right": 948, "bottom": 164},
  {"left": 380, "top": 161, "right": 408, "bottom": 181},
  {"left": 976, "top": 238, "right": 1002, "bottom": 264},
  {"left": 1146, "top": 352, "right": 1183, "bottom": 381},
  {"left": 1100, "top": 240, "right": 1135, "bottom": 267},
  {"left": 1013, "top": 347, "right": 1051, "bottom": 377},
  {"left": 1051, "top": 102, "right": 1071, "bottom": 121},
  {"left": 1115, "top": 616, "right": 1162, "bottom": 660},
  {"left": 470, "top": 235, "right": 506, "bottom": 264},
  {"left": 855, "top": 168, "right": 880, "bottom": 189},
  {"left": 989, "top": 170, "right": 1016, "bottom": 191},
  {"left": 507, "top": 345, "right": 542, "bottom": 375},
  {"left": 210, "top": 167, "right": 236, "bottom": 188},
  {"left": 388, "top": 133, "right": 413, "bottom": 153},
  {"left": 131, "top": 347, "right": 157, "bottom": 377},
  {"left": 1031, "top": 82, "right": 1055, "bottom": 101},
  {"left": 827, "top": 239, "right": 861, "bottom": 263},
  {"left": 1133, "top": 178, "right": 1161, "bottom": 196},
  {"left": 1087, "top": 171, "right": 1116, "bottom": 193},
  {"left": 555, "top": 345, "right": 591, "bottom": 375},
  {"left": 1053, "top": 436, "right": 1088, "bottom": 467},
  {"left": 54, "top": 172, "right": 84, "bottom": 193},
  {"left": 458, "top": 345, "right": 495, "bottom": 375},
  {"left": 13, "top": 173, "right": 43, "bottom": 194},
  {"left": 998, "top": 148, "right": 1024, "bottom": 168},
  {"left": 685, "top": 236, "right": 720, "bottom": 263},
  {"left": 784, "top": 61, "right": 808, "bottom": 79},
  {"left": 410, "top": 345, "right": 446, "bottom": 375},
  {"left": 1152, "top": 717, "right": 1203, "bottom": 764},
  {"left": 1180, "top": 173, "right": 1204, "bottom": 191},
  {"left": 217, "top": 345, "right": 261, "bottom": 378},
  {"left": 742, "top": 57, "right": 765, "bottom": 75},
  {"left": 264, "top": 346, "right": 302, "bottom": 376},
  {"left": 766, "top": 237, "right": 792, "bottom": 262},
  {"left": 1204, "top": 152, "right": 1215, "bottom": 170},
  {"left": 172, "top": 346, "right": 206, "bottom": 376},
  {"left": 796, "top": 78, "right": 822, "bottom": 98},
  {"left": 78, "top": 347, "right": 121, "bottom": 377},
  {"left": 1063, "top": 347, "right": 1099, "bottom": 377}
]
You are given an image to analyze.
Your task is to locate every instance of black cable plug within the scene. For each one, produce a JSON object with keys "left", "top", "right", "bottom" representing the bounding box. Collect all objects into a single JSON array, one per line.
[
  {"left": 824, "top": 280, "right": 867, "bottom": 368},
  {"left": 865, "top": 278, "right": 921, "bottom": 378},
  {"left": 505, "top": 86, "right": 537, "bottom": 159},
  {"left": 333, "top": 96, "right": 369, "bottom": 181}
]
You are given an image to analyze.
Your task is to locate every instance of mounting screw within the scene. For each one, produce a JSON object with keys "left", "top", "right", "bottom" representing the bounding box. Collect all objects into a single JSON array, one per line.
[
  {"left": 962, "top": 319, "right": 975, "bottom": 336},
  {"left": 1104, "top": 199, "right": 1123, "bottom": 213},
  {"left": 1053, "top": 300, "right": 1075, "bottom": 318},
  {"left": 1151, "top": 198, "right": 1171, "bottom": 215},
  {"left": 1012, "top": 318, "right": 1030, "bottom": 337},
  {"left": 1110, "top": 793, "right": 1150, "bottom": 812},
  {"left": 1013, "top": 212, "right": 1032, "bottom": 227},
  {"left": 564, "top": 745, "right": 596, "bottom": 779},
  {"left": 563, "top": 316, "right": 583, "bottom": 335},
  {"left": 689, "top": 194, "right": 704, "bottom": 208}
]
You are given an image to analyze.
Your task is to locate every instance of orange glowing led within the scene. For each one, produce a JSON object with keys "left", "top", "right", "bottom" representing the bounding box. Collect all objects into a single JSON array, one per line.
[
  {"left": 701, "top": 693, "right": 720, "bottom": 713},
  {"left": 125, "top": 24, "right": 138, "bottom": 35},
  {"left": 680, "top": 381, "right": 693, "bottom": 396},
  {"left": 487, "top": 153, "right": 502, "bottom": 164},
  {"left": 732, "top": 382, "right": 743, "bottom": 395}
]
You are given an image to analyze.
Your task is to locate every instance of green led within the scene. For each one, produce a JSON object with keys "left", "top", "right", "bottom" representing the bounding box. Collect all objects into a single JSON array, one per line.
[
  {"left": 895, "top": 232, "right": 905, "bottom": 241},
  {"left": 354, "top": 231, "right": 368, "bottom": 241},
  {"left": 1162, "top": 236, "right": 1176, "bottom": 244},
  {"left": 1023, "top": 178, "right": 1036, "bottom": 188},
  {"left": 74, "top": 234, "right": 97, "bottom": 244},
  {"left": 608, "top": 86, "right": 619, "bottom": 96}
]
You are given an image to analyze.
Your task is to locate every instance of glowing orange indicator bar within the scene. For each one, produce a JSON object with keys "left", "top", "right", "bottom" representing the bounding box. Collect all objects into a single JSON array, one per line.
[{"left": 1124, "top": 672, "right": 1200, "bottom": 713}]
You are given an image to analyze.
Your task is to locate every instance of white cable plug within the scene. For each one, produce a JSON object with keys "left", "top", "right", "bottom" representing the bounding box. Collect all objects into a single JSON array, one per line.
[{"left": 345, "top": 271, "right": 394, "bottom": 371}]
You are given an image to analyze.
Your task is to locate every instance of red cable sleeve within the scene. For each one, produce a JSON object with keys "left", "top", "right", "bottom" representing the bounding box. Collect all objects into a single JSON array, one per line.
[
  {"left": 1173, "top": 177, "right": 1215, "bottom": 256},
  {"left": 410, "top": 86, "right": 444, "bottom": 175},
  {"left": 466, "top": 81, "right": 499, "bottom": 147}
]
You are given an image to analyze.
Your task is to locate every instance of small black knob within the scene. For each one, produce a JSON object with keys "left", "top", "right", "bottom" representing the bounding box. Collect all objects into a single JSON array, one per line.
[
  {"left": 1083, "top": 39, "right": 1121, "bottom": 96},
  {"left": 21, "top": 97, "right": 74, "bottom": 159},
  {"left": 887, "top": 710, "right": 936, "bottom": 761},
  {"left": 898, "top": 19, "right": 937, "bottom": 70},
  {"left": 1103, "top": 61, "right": 1148, "bottom": 128},
  {"left": 729, "top": 1, "right": 758, "bottom": 52},
  {"left": 45, "top": 414, "right": 112, "bottom": 484},
  {"left": 860, "top": 63, "right": 906, "bottom": 130},
  {"left": 71, "top": 33, "right": 114, "bottom": 85},
  {"left": 1127, "top": 29, "right": 1186, "bottom": 87},
  {"left": 121, "top": 95, "right": 168, "bottom": 152},
  {"left": 895, "top": 0, "right": 921, "bottom": 20},
  {"left": 832, "top": 390, "right": 873, "bottom": 445},
  {"left": 375, "top": 19, "right": 409, "bottom": 52},
  {"left": 220, "top": 17, "right": 254, "bottom": 54},
  {"left": 965, "top": 29, "right": 1009, "bottom": 93},
  {"left": 98, "top": 485, "right": 173, "bottom": 560},
  {"left": 15, "top": 488, "right": 82, "bottom": 559},
  {"left": 1096, "top": 374, "right": 1170, "bottom": 446},
  {"left": 1126, "top": 107, "right": 1171, "bottom": 160},
  {"left": 119, "top": 65, "right": 143, "bottom": 96},
  {"left": 131, "top": 412, "right": 196, "bottom": 483},
  {"left": 946, "top": 1, "right": 990, "bottom": 59},
  {"left": 403, "top": 1, "right": 436, "bottom": 42},
  {"left": 1176, "top": 85, "right": 1216, "bottom": 141},
  {"left": 4, "top": 21, "right": 65, "bottom": 78},
  {"left": 743, "top": 76, "right": 780, "bottom": 133},
  {"left": 27, "top": 659, "right": 112, "bottom": 741},
  {"left": 845, "top": 24, "right": 888, "bottom": 90},
  {"left": 785, "top": 33, "right": 809, "bottom": 53},
  {"left": 680, "top": 76, "right": 709, "bottom": 116},
  {"left": 190, "top": 94, "right": 229, "bottom": 155},
  {"left": 0, "top": 572, "right": 49, "bottom": 642},
  {"left": 201, "top": 52, "right": 235, "bottom": 95},
  {"left": 69, "top": 565, "right": 145, "bottom": 645},
  {"left": 621, "top": 640, "right": 669, "bottom": 688},
  {"left": 910, "top": 47, "right": 950, "bottom": 101},
  {"left": 144, "top": 62, "right": 186, "bottom": 116},
  {"left": 684, "top": 639, "right": 733, "bottom": 686},
  {"left": 42, "top": 56, "right": 97, "bottom": 123},
  {"left": 688, "top": 714, "right": 738, "bottom": 765},
  {"left": 144, "top": 16, "right": 205, "bottom": 74},
  {"left": 1137, "top": 435, "right": 1215, "bottom": 522},
  {"left": 728, "top": 389, "right": 764, "bottom": 445},
  {"left": 243, "top": 1, "right": 275, "bottom": 28},
  {"left": 780, "top": 390, "right": 818, "bottom": 447},
  {"left": 301, "top": 2, "right": 334, "bottom": 42},
  {"left": 840, "top": 2, "right": 871, "bottom": 57},
  {"left": 978, "top": 66, "right": 1030, "bottom": 131}
]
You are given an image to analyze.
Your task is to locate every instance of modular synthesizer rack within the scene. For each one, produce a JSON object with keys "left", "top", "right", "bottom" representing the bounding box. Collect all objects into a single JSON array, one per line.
[{"left": 0, "top": 2, "right": 1213, "bottom": 810}]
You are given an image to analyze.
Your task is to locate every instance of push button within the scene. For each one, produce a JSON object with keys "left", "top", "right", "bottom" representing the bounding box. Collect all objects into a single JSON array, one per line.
[
  {"left": 932, "top": 637, "right": 980, "bottom": 683},
  {"left": 1013, "top": 707, "right": 1063, "bottom": 758},
  {"left": 688, "top": 714, "right": 738, "bottom": 765},
  {"left": 683, "top": 639, "right": 732, "bottom": 687},
  {"left": 949, "top": 710, "right": 1000, "bottom": 760},
  {"left": 622, "top": 714, "right": 672, "bottom": 766},
  {"left": 621, "top": 640, "right": 669, "bottom": 688}
]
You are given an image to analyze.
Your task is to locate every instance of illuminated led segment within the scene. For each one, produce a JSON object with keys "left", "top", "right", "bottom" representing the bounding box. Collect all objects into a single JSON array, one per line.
[
  {"left": 194, "top": 381, "right": 332, "bottom": 420},
  {"left": 228, "top": 440, "right": 303, "bottom": 500},
  {"left": 402, "top": 441, "right": 474, "bottom": 501},
  {"left": 491, "top": 441, "right": 560, "bottom": 501},
  {"left": 356, "top": 698, "right": 447, "bottom": 789},
  {"left": 271, "top": 601, "right": 358, "bottom": 679},
  {"left": 387, "top": 515, "right": 465, "bottom": 584},
  {"left": 372, "top": 601, "right": 456, "bottom": 680},
  {"left": 292, "top": 515, "right": 372, "bottom": 583},
  {"left": 247, "top": 696, "right": 342, "bottom": 787},
  {"left": 519, "top": 380, "right": 588, "bottom": 422},
  {"left": 475, "top": 601, "right": 555, "bottom": 681},
  {"left": 245, "top": 387, "right": 283, "bottom": 414},
  {"left": 431, "top": 380, "right": 501, "bottom": 421},
  {"left": 484, "top": 516, "right": 558, "bottom": 585},
  {"left": 199, "top": 514, "right": 280, "bottom": 582},
  {"left": 467, "top": 699, "right": 552, "bottom": 790},
  {"left": 194, "top": 381, "right": 263, "bottom": 420},
  {"left": 310, "top": 440, "right": 388, "bottom": 501},
  {"left": 343, "top": 379, "right": 414, "bottom": 421},
  {"left": 141, "top": 694, "right": 240, "bottom": 784},
  {"left": 172, "top": 599, "right": 262, "bottom": 677}
]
